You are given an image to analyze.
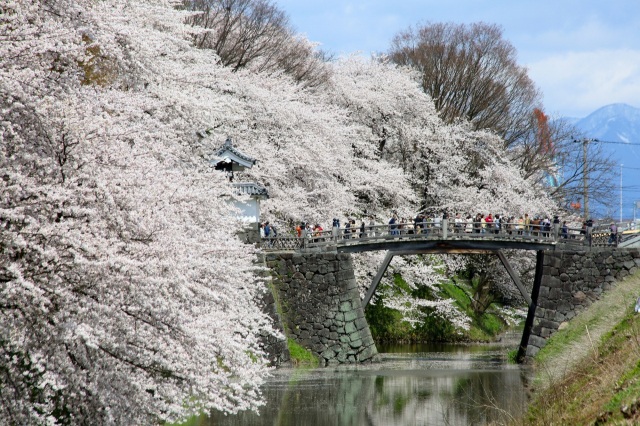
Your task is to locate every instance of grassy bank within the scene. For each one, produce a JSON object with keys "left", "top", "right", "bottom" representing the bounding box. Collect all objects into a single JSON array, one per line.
[
  {"left": 516, "top": 271, "right": 640, "bottom": 425},
  {"left": 287, "top": 338, "right": 319, "bottom": 366}
]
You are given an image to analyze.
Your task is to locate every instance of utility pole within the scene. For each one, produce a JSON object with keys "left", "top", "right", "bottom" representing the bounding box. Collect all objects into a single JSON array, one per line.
[
  {"left": 583, "top": 138, "right": 589, "bottom": 219},
  {"left": 620, "top": 163, "right": 623, "bottom": 223}
]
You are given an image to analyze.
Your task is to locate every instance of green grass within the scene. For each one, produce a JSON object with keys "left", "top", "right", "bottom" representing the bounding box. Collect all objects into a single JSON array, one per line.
[
  {"left": 440, "top": 282, "right": 471, "bottom": 310},
  {"left": 287, "top": 338, "right": 319, "bottom": 367},
  {"left": 518, "top": 272, "right": 640, "bottom": 425}
]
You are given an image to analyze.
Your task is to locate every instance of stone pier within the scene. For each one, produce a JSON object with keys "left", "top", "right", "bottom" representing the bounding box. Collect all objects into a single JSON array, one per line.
[
  {"left": 527, "top": 247, "right": 640, "bottom": 357},
  {"left": 264, "top": 250, "right": 378, "bottom": 366}
]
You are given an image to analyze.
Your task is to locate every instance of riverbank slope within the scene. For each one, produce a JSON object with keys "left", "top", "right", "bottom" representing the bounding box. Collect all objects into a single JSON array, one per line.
[{"left": 519, "top": 271, "right": 640, "bottom": 424}]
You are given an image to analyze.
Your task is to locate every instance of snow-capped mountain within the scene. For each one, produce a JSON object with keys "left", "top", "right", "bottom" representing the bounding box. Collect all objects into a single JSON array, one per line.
[
  {"left": 574, "top": 103, "right": 640, "bottom": 144},
  {"left": 570, "top": 103, "right": 640, "bottom": 220}
]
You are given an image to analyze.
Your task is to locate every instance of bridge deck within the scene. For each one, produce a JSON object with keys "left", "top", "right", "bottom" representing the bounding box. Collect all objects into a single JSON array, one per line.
[{"left": 260, "top": 221, "right": 630, "bottom": 252}]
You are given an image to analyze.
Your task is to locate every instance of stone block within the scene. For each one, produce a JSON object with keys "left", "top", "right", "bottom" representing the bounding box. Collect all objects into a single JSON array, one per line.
[
  {"left": 340, "top": 301, "right": 352, "bottom": 312},
  {"left": 344, "top": 310, "right": 358, "bottom": 322},
  {"left": 539, "top": 299, "right": 557, "bottom": 310},
  {"left": 539, "top": 319, "right": 560, "bottom": 330},
  {"left": 549, "top": 256, "right": 562, "bottom": 268},
  {"left": 344, "top": 321, "right": 357, "bottom": 334},
  {"left": 355, "top": 317, "right": 368, "bottom": 330},
  {"left": 549, "top": 287, "right": 562, "bottom": 299},
  {"left": 349, "top": 331, "right": 361, "bottom": 341},
  {"left": 335, "top": 269, "right": 353, "bottom": 281},
  {"left": 339, "top": 260, "right": 352, "bottom": 270},
  {"left": 321, "top": 349, "right": 335, "bottom": 360},
  {"left": 358, "top": 345, "right": 377, "bottom": 361},
  {"left": 349, "top": 339, "right": 363, "bottom": 349},
  {"left": 573, "top": 290, "right": 586, "bottom": 302},
  {"left": 326, "top": 262, "right": 338, "bottom": 273},
  {"left": 361, "top": 334, "right": 375, "bottom": 347},
  {"left": 526, "top": 345, "right": 540, "bottom": 358},
  {"left": 528, "top": 335, "right": 547, "bottom": 348},
  {"left": 624, "top": 260, "right": 636, "bottom": 270},
  {"left": 547, "top": 276, "right": 563, "bottom": 288}
]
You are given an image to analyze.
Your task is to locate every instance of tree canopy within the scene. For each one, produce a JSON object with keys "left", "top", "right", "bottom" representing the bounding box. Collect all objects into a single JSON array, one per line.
[{"left": 1, "top": 1, "right": 559, "bottom": 424}]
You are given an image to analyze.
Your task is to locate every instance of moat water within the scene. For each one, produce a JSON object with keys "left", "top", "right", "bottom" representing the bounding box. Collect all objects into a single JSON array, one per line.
[{"left": 189, "top": 340, "right": 531, "bottom": 426}]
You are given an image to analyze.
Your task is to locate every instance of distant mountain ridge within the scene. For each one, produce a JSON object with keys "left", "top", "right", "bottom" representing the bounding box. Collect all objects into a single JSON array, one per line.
[
  {"left": 574, "top": 103, "right": 640, "bottom": 143},
  {"left": 568, "top": 103, "right": 640, "bottom": 220}
]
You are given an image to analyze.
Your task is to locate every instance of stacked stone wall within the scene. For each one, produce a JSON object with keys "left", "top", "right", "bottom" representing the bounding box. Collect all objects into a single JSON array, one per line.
[
  {"left": 527, "top": 248, "right": 640, "bottom": 357},
  {"left": 264, "top": 251, "right": 378, "bottom": 366},
  {"left": 256, "top": 277, "right": 291, "bottom": 366}
]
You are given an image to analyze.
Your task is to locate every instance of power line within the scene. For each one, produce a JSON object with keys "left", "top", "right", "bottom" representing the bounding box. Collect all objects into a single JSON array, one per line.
[{"left": 572, "top": 138, "right": 640, "bottom": 146}]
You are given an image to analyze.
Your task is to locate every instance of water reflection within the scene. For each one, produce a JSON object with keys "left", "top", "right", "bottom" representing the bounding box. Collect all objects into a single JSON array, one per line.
[{"left": 195, "top": 342, "right": 530, "bottom": 426}]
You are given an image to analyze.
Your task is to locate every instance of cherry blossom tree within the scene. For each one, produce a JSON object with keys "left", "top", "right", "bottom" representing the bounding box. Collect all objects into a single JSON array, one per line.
[
  {"left": 1, "top": 0, "right": 279, "bottom": 424},
  {"left": 2, "top": 0, "right": 564, "bottom": 422}
]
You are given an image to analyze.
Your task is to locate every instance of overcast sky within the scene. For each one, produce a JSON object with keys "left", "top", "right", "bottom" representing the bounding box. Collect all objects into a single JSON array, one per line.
[{"left": 275, "top": 0, "right": 640, "bottom": 119}]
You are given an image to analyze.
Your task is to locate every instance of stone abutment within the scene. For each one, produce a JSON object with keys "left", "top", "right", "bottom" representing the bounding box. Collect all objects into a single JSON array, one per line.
[
  {"left": 262, "top": 250, "right": 378, "bottom": 366},
  {"left": 527, "top": 247, "right": 640, "bottom": 357}
]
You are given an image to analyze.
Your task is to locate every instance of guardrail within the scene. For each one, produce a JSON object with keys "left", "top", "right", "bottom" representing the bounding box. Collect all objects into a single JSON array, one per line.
[{"left": 259, "top": 220, "right": 630, "bottom": 251}]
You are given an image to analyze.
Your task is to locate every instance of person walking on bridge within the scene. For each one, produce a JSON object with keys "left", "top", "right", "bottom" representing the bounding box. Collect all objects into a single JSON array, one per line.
[
  {"left": 389, "top": 213, "right": 399, "bottom": 236},
  {"left": 368, "top": 216, "right": 376, "bottom": 237},
  {"left": 609, "top": 222, "right": 618, "bottom": 245}
]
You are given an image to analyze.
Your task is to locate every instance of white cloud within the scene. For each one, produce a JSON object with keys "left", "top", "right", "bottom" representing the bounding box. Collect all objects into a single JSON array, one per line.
[{"left": 527, "top": 49, "right": 640, "bottom": 118}]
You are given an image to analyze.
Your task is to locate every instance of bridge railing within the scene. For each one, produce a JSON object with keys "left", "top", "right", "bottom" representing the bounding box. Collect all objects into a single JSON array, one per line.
[
  {"left": 259, "top": 221, "right": 555, "bottom": 251},
  {"left": 258, "top": 221, "right": 629, "bottom": 251}
]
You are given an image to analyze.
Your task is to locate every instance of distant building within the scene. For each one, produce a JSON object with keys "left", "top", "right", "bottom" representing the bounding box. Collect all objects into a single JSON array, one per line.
[{"left": 211, "top": 137, "right": 268, "bottom": 225}]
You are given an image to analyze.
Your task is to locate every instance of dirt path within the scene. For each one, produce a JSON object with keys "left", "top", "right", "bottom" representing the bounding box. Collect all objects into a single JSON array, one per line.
[{"left": 533, "top": 272, "right": 640, "bottom": 388}]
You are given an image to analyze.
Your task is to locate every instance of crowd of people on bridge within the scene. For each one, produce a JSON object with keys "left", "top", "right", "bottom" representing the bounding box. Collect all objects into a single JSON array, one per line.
[
  {"left": 260, "top": 211, "right": 584, "bottom": 241},
  {"left": 258, "top": 210, "right": 628, "bottom": 249}
]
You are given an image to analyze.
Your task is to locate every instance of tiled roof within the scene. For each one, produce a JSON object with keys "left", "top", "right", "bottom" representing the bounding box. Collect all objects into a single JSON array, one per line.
[{"left": 214, "top": 137, "right": 256, "bottom": 166}]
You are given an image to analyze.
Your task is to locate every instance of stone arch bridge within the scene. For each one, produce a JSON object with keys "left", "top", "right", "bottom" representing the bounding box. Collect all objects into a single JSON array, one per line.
[{"left": 258, "top": 222, "right": 640, "bottom": 366}]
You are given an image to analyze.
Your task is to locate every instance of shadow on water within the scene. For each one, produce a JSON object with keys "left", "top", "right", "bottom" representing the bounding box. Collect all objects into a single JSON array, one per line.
[{"left": 189, "top": 342, "right": 531, "bottom": 426}]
